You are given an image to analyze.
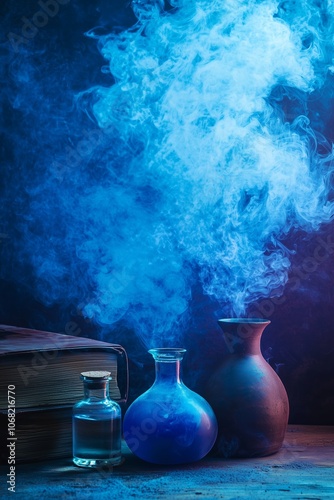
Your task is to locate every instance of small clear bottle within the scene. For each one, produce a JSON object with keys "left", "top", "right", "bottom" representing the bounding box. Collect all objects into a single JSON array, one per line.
[{"left": 72, "top": 370, "right": 122, "bottom": 467}]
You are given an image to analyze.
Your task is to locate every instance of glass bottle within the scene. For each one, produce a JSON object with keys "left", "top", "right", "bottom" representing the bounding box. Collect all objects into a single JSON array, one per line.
[
  {"left": 123, "top": 348, "right": 218, "bottom": 465},
  {"left": 72, "top": 370, "right": 122, "bottom": 467},
  {"left": 205, "top": 318, "right": 289, "bottom": 458}
]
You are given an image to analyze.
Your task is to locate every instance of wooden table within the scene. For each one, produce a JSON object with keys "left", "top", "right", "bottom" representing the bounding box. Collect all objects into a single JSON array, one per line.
[{"left": 1, "top": 425, "right": 334, "bottom": 499}]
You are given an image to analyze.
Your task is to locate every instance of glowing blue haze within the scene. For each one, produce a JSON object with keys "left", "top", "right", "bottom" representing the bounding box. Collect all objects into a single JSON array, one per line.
[
  {"left": 4, "top": 0, "right": 334, "bottom": 347},
  {"left": 78, "top": 0, "right": 334, "bottom": 344}
]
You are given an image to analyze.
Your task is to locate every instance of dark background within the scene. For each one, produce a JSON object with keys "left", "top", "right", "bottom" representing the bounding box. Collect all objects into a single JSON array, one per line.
[{"left": 1, "top": 0, "right": 334, "bottom": 424}]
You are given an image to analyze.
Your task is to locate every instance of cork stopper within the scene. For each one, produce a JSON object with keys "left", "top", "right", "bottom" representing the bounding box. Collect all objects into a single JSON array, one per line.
[
  {"left": 80, "top": 371, "right": 112, "bottom": 389},
  {"left": 80, "top": 371, "right": 111, "bottom": 379}
]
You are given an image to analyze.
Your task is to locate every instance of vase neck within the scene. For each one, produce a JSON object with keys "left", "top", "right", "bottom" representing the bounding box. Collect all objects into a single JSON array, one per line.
[{"left": 218, "top": 319, "right": 270, "bottom": 355}]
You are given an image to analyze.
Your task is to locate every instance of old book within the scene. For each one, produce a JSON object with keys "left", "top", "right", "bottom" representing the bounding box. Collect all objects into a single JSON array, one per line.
[
  {"left": 0, "top": 324, "right": 128, "bottom": 463},
  {"left": 0, "top": 324, "right": 128, "bottom": 408},
  {"left": 0, "top": 406, "right": 74, "bottom": 463}
]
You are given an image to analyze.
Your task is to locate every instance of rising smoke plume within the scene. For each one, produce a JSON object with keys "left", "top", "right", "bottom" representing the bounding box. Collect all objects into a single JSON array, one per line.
[{"left": 1, "top": 0, "right": 334, "bottom": 347}]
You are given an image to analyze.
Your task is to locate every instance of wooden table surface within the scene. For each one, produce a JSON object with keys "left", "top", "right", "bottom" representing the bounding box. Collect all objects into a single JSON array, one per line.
[{"left": 1, "top": 425, "right": 334, "bottom": 499}]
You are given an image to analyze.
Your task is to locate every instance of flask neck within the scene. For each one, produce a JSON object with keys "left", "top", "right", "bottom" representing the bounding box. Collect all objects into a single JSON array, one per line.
[
  {"left": 155, "top": 359, "right": 181, "bottom": 385},
  {"left": 148, "top": 348, "right": 186, "bottom": 386}
]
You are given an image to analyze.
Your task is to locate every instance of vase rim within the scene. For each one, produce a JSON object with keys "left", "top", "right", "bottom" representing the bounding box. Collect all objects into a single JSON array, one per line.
[
  {"left": 148, "top": 348, "right": 186, "bottom": 361},
  {"left": 218, "top": 318, "right": 271, "bottom": 325}
]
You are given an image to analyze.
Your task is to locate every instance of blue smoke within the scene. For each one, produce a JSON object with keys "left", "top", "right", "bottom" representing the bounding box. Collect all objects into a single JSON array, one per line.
[{"left": 1, "top": 0, "right": 334, "bottom": 348}]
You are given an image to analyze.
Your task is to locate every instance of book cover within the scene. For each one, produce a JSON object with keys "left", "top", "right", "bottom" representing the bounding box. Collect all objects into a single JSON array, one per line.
[
  {"left": 0, "top": 325, "right": 128, "bottom": 463},
  {"left": 0, "top": 324, "right": 128, "bottom": 408}
]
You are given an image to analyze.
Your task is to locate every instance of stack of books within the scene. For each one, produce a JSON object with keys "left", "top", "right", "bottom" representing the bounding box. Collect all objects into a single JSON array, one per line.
[{"left": 0, "top": 325, "right": 128, "bottom": 463}]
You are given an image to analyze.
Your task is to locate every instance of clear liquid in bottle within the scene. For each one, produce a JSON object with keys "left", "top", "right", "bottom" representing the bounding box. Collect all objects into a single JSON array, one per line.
[{"left": 72, "top": 371, "right": 122, "bottom": 467}]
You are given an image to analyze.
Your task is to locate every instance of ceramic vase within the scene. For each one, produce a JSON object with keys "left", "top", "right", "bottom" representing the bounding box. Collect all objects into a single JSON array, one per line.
[{"left": 205, "top": 318, "right": 289, "bottom": 458}]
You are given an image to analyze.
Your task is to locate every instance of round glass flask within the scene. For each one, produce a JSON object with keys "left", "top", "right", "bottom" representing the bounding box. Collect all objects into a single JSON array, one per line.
[
  {"left": 72, "top": 370, "right": 122, "bottom": 467},
  {"left": 123, "top": 348, "right": 218, "bottom": 464}
]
